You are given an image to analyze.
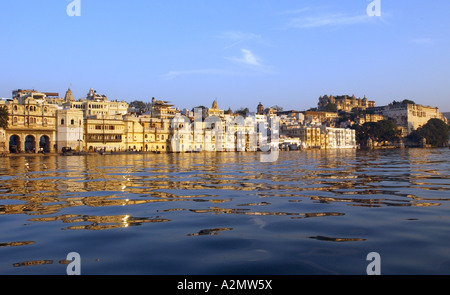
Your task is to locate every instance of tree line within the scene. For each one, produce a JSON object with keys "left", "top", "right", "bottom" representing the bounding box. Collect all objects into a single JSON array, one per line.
[{"left": 351, "top": 118, "right": 449, "bottom": 148}]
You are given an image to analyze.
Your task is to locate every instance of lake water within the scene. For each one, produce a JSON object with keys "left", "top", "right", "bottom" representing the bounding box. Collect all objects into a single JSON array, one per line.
[{"left": 0, "top": 148, "right": 449, "bottom": 275}]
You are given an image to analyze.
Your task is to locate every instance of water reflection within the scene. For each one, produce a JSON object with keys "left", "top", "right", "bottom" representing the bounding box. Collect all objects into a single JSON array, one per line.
[
  {"left": 188, "top": 228, "right": 233, "bottom": 236},
  {"left": 0, "top": 241, "right": 35, "bottom": 247},
  {"left": 0, "top": 148, "right": 449, "bottom": 274},
  {"left": 309, "top": 236, "right": 366, "bottom": 242},
  {"left": 29, "top": 214, "right": 170, "bottom": 230},
  {"left": 13, "top": 260, "right": 54, "bottom": 268},
  {"left": 1, "top": 149, "right": 448, "bottom": 232}
]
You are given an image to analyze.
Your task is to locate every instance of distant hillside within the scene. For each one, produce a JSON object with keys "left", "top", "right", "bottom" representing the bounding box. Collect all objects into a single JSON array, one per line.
[{"left": 443, "top": 112, "right": 450, "bottom": 120}]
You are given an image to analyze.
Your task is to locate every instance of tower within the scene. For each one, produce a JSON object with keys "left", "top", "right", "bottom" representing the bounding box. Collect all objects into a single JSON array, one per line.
[
  {"left": 257, "top": 102, "right": 264, "bottom": 115},
  {"left": 64, "top": 85, "right": 74, "bottom": 102},
  {"left": 212, "top": 99, "right": 218, "bottom": 109}
]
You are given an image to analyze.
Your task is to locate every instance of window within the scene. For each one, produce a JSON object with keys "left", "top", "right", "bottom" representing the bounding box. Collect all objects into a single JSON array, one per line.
[
  {"left": 61, "top": 119, "right": 65, "bottom": 125},
  {"left": 71, "top": 119, "right": 75, "bottom": 125}
]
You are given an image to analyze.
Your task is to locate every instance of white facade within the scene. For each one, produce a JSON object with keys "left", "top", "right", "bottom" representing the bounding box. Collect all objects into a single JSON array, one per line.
[
  {"left": 381, "top": 103, "right": 445, "bottom": 135},
  {"left": 57, "top": 109, "right": 84, "bottom": 152},
  {"left": 323, "top": 127, "right": 357, "bottom": 149}
]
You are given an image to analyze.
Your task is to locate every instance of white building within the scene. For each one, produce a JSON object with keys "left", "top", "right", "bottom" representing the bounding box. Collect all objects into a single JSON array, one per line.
[
  {"left": 63, "top": 88, "right": 129, "bottom": 118},
  {"left": 322, "top": 127, "right": 357, "bottom": 149},
  {"left": 56, "top": 109, "right": 84, "bottom": 152},
  {"left": 380, "top": 103, "right": 446, "bottom": 136}
]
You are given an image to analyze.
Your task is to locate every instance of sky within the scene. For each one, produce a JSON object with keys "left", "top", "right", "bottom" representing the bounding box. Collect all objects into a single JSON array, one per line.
[{"left": 0, "top": 0, "right": 449, "bottom": 112}]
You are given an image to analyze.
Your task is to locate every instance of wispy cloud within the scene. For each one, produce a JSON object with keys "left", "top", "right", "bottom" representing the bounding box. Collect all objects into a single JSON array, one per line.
[
  {"left": 283, "top": 5, "right": 385, "bottom": 29},
  {"left": 226, "top": 49, "right": 262, "bottom": 67},
  {"left": 161, "top": 34, "right": 270, "bottom": 80},
  {"left": 218, "top": 31, "right": 263, "bottom": 50},
  {"left": 218, "top": 31, "right": 261, "bottom": 42}
]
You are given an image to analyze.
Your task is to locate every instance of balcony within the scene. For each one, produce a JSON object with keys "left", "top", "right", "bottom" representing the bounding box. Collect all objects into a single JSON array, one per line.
[{"left": 86, "top": 135, "right": 122, "bottom": 143}]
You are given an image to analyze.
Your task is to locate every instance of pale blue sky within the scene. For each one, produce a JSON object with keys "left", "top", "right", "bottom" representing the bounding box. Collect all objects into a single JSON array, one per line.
[{"left": 1, "top": 0, "right": 449, "bottom": 112}]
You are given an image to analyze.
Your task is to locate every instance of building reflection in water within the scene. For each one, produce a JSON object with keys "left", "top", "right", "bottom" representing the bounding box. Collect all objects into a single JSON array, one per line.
[
  {"left": 187, "top": 228, "right": 233, "bottom": 236},
  {"left": 0, "top": 150, "right": 446, "bottom": 234}
]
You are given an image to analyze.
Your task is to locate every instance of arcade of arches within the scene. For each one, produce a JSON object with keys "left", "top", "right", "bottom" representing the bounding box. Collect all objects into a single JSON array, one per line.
[{"left": 7, "top": 132, "right": 54, "bottom": 153}]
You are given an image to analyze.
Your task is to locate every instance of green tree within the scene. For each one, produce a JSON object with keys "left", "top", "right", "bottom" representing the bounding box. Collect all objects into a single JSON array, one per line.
[
  {"left": 402, "top": 99, "right": 416, "bottom": 105},
  {"left": 129, "top": 100, "right": 148, "bottom": 113},
  {"left": 323, "top": 102, "right": 338, "bottom": 112},
  {"left": 0, "top": 106, "right": 8, "bottom": 129},
  {"left": 391, "top": 99, "right": 416, "bottom": 106},
  {"left": 407, "top": 119, "right": 449, "bottom": 147},
  {"left": 234, "top": 107, "right": 250, "bottom": 117},
  {"left": 377, "top": 120, "right": 401, "bottom": 142},
  {"left": 352, "top": 120, "right": 401, "bottom": 146}
]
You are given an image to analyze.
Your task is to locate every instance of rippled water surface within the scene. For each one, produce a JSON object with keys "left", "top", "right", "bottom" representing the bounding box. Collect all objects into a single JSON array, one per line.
[{"left": 1, "top": 148, "right": 449, "bottom": 275}]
